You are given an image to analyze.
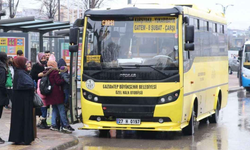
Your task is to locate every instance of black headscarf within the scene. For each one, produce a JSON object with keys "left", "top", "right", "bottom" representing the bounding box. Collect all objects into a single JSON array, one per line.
[{"left": 0, "top": 52, "right": 7, "bottom": 71}]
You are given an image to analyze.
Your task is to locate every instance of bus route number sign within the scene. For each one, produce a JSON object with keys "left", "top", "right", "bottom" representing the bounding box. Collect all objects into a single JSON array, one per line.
[
  {"left": 133, "top": 17, "right": 176, "bottom": 33},
  {"left": 102, "top": 20, "right": 115, "bottom": 26}
]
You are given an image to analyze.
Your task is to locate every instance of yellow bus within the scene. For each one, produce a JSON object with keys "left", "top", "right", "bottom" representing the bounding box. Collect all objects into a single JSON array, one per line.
[{"left": 69, "top": 4, "right": 228, "bottom": 135}]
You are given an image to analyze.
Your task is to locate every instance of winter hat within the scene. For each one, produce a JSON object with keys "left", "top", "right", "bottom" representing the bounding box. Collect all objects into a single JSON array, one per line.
[
  {"left": 60, "top": 66, "right": 68, "bottom": 72},
  {"left": 57, "top": 58, "right": 67, "bottom": 69},
  {"left": 48, "top": 54, "right": 56, "bottom": 61},
  {"left": 47, "top": 60, "right": 57, "bottom": 68}
]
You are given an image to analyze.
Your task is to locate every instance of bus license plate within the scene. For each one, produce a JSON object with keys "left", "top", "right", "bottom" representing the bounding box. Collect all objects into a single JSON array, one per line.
[{"left": 116, "top": 118, "right": 141, "bottom": 125}]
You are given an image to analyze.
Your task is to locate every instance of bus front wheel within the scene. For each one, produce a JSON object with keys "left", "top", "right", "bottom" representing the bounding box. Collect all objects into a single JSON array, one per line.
[
  {"left": 182, "top": 109, "right": 195, "bottom": 135},
  {"left": 209, "top": 98, "right": 220, "bottom": 123}
]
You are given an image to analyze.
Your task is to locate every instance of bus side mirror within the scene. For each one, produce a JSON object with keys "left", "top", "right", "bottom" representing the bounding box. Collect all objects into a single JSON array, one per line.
[
  {"left": 185, "top": 25, "right": 195, "bottom": 51},
  {"left": 238, "top": 49, "right": 243, "bottom": 60},
  {"left": 69, "top": 27, "right": 80, "bottom": 52},
  {"left": 73, "top": 19, "right": 84, "bottom": 27}
]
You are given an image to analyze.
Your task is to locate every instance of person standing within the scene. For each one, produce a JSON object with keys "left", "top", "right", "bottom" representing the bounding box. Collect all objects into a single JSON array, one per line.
[
  {"left": 43, "top": 60, "right": 74, "bottom": 133},
  {"left": 5, "top": 56, "right": 14, "bottom": 109},
  {"left": 0, "top": 52, "right": 9, "bottom": 144},
  {"left": 45, "top": 51, "right": 51, "bottom": 61},
  {"left": 30, "top": 53, "right": 49, "bottom": 128},
  {"left": 26, "top": 61, "right": 32, "bottom": 74},
  {"left": 30, "top": 53, "right": 47, "bottom": 83},
  {"left": 9, "top": 56, "right": 34, "bottom": 145},
  {"left": 14, "top": 50, "right": 24, "bottom": 59}
]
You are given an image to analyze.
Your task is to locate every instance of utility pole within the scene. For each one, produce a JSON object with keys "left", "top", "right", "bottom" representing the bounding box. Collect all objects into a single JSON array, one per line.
[
  {"left": 58, "top": 0, "right": 60, "bottom": 21},
  {"left": 128, "top": 0, "right": 132, "bottom": 4},
  {"left": 216, "top": 3, "right": 234, "bottom": 15},
  {"left": 0, "top": 0, "right": 2, "bottom": 20}
]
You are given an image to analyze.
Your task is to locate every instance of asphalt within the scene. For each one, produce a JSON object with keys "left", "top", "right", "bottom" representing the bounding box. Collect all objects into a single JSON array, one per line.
[
  {"left": 0, "top": 73, "right": 243, "bottom": 150},
  {"left": 68, "top": 77, "right": 250, "bottom": 150}
]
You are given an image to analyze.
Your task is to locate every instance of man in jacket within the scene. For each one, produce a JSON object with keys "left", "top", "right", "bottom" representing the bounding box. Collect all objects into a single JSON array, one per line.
[{"left": 0, "top": 52, "right": 9, "bottom": 144}]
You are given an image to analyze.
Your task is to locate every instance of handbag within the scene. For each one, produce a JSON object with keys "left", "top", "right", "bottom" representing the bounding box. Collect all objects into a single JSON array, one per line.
[{"left": 33, "top": 93, "right": 44, "bottom": 108}]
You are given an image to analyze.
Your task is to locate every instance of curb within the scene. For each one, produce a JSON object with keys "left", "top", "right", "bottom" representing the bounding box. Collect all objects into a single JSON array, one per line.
[
  {"left": 49, "top": 135, "right": 79, "bottom": 150},
  {"left": 228, "top": 87, "right": 244, "bottom": 93}
]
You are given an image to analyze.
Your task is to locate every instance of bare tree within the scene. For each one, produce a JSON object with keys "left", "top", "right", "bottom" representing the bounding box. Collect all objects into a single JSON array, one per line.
[
  {"left": 40, "top": 0, "right": 58, "bottom": 52},
  {"left": 82, "top": 0, "right": 105, "bottom": 10},
  {"left": 9, "top": 0, "right": 19, "bottom": 18},
  {"left": 41, "top": 0, "right": 58, "bottom": 19}
]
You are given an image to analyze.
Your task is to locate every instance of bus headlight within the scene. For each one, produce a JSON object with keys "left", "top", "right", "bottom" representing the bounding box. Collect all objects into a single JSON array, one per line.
[
  {"left": 94, "top": 97, "right": 99, "bottom": 102},
  {"left": 158, "top": 90, "right": 180, "bottom": 104},
  {"left": 243, "top": 74, "right": 247, "bottom": 78},
  {"left": 88, "top": 94, "right": 93, "bottom": 100},
  {"left": 83, "top": 89, "right": 100, "bottom": 103}
]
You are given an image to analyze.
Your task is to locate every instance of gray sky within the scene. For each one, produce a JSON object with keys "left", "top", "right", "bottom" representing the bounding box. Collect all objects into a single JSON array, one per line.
[{"left": 18, "top": 0, "right": 248, "bottom": 30}]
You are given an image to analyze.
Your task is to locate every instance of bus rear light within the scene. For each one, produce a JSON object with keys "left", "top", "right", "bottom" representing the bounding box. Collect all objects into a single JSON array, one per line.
[{"left": 103, "top": 107, "right": 107, "bottom": 110}]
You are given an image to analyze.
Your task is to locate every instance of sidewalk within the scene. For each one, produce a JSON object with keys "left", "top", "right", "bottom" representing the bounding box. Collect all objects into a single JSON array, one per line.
[
  {"left": 228, "top": 73, "right": 244, "bottom": 93},
  {"left": 0, "top": 109, "right": 78, "bottom": 150}
]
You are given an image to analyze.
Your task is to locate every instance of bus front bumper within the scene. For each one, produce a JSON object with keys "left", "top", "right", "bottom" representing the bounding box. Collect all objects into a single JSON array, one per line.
[
  {"left": 242, "top": 75, "right": 250, "bottom": 87},
  {"left": 79, "top": 121, "right": 183, "bottom": 131}
]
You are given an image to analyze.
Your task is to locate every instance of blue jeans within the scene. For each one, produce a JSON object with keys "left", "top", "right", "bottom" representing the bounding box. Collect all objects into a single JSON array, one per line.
[
  {"left": 52, "top": 104, "right": 69, "bottom": 127},
  {"left": 64, "top": 89, "right": 69, "bottom": 104},
  {"left": 41, "top": 107, "right": 47, "bottom": 118}
]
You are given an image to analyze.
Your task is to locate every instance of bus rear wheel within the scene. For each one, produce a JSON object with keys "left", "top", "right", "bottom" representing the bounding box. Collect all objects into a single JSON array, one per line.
[
  {"left": 182, "top": 109, "right": 195, "bottom": 135},
  {"left": 209, "top": 98, "right": 220, "bottom": 123}
]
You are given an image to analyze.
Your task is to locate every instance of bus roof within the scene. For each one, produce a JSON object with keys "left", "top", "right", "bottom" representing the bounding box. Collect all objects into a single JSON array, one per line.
[
  {"left": 85, "top": 4, "right": 226, "bottom": 24},
  {"left": 245, "top": 41, "right": 250, "bottom": 45}
]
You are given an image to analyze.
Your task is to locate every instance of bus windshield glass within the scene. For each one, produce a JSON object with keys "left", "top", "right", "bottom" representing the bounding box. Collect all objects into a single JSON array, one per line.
[
  {"left": 83, "top": 16, "right": 179, "bottom": 81},
  {"left": 244, "top": 45, "right": 250, "bottom": 64}
]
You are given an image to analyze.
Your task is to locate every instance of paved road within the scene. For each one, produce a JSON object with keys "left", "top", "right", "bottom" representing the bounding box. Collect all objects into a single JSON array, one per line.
[{"left": 70, "top": 91, "right": 249, "bottom": 150}]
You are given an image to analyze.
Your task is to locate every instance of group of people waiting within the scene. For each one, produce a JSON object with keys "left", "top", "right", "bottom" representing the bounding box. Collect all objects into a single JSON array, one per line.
[{"left": 0, "top": 50, "right": 74, "bottom": 145}]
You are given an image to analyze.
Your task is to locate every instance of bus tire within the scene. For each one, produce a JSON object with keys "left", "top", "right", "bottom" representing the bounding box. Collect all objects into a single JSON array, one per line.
[
  {"left": 246, "top": 87, "right": 250, "bottom": 92},
  {"left": 182, "top": 109, "right": 195, "bottom": 135},
  {"left": 99, "top": 130, "right": 110, "bottom": 137},
  {"left": 229, "top": 67, "right": 232, "bottom": 74},
  {"left": 200, "top": 118, "right": 208, "bottom": 124},
  {"left": 209, "top": 98, "right": 220, "bottom": 123}
]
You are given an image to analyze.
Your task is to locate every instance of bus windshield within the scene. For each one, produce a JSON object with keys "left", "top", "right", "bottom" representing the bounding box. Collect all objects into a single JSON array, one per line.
[
  {"left": 83, "top": 16, "right": 179, "bottom": 81},
  {"left": 244, "top": 45, "right": 250, "bottom": 63}
]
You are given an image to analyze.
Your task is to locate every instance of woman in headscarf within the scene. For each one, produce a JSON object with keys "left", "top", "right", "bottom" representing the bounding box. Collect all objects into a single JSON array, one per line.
[
  {"left": 30, "top": 53, "right": 47, "bottom": 83},
  {"left": 9, "top": 56, "right": 34, "bottom": 145},
  {"left": 0, "top": 52, "right": 8, "bottom": 144},
  {"left": 43, "top": 60, "right": 74, "bottom": 133},
  {"left": 26, "top": 61, "right": 32, "bottom": 74},
  {"left": 30, "top": 53, "right": 49, "bottom": 129}
]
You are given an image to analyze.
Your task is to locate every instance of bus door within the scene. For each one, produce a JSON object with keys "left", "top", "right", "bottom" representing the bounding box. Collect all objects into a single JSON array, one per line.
[
  {"left": 69, "top": 27, "right": 80, "bottom": 124},
  {"left": 238, "top": 49, "right": 243, "bottom": 86}
]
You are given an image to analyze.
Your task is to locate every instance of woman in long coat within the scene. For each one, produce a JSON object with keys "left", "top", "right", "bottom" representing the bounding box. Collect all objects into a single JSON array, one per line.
[
  {"left": 9, "top": 56, "right": 35, "bottom": 145},
  {"left": 0, "top": 52, "right": 8, "bottom": 144}
]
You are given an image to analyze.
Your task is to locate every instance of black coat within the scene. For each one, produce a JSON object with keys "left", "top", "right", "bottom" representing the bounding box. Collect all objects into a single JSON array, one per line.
[
  {"left": 9, "top": 69, "right": 34, "bottom": 144},
  {"left": 30, "top": 63, "right": 45, "bottom": 83},
  {"left": 0, "top": 61, "right": 8, "bottom": 107}
]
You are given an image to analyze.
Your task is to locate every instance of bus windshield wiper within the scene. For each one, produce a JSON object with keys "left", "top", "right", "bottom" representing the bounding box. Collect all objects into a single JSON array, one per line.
[
  {"left": 89, "top": 67, "right": 125, "bottom": 76},
  {"left": 134, "top": 64, "right": 169, "bottom": 78}
]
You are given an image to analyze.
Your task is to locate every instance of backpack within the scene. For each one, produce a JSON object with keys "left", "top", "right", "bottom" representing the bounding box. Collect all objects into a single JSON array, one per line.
[{"left": 39, "top": 75, "right": 52, "bottom": 95}]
